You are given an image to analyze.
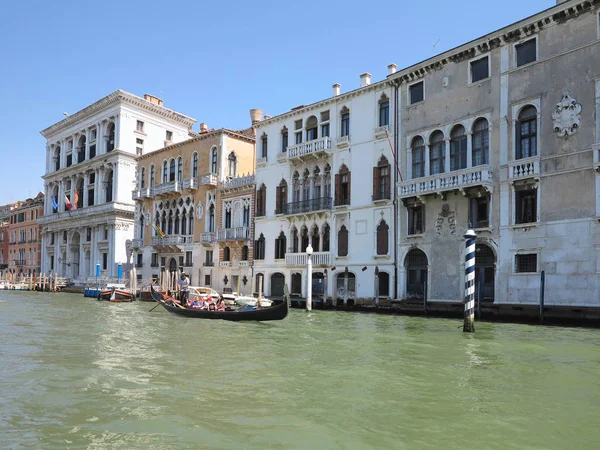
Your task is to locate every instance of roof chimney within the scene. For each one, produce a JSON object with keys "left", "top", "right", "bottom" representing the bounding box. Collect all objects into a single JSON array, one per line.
[
  {"left": 200, "top": 123, "right": 208, "bottom": 133},
  {"left": 250, "top": 109, "right": 263, "bottom": 125},
  {"left": 143, "top": 94, "right": 163, "bottom": 107},
  {"left": 333, "top": 83, "right": 341, "bottom": 97},
  {"left": 360, "top": 73, "right": 372, "bottom": 87},
  {"left": 264, "top": 115, "right": 271, "bottom": 120},
  {"left": 388, "top": 63, "right": 397, "bottom": 75}
]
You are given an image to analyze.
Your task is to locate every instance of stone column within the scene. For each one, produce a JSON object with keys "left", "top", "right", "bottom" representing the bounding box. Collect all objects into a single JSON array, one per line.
[
  {"left": 83, "top": 173, "right": 89, "bottom": 207},
  {"left": 112, "top": 162, "right": 119, "bottom": 203},
  {"left": 114, "top": 113, "right": 121, "bottom": 151},
  {"left": 97, "top": 122, "right": 104, "bottom": 155},
  {"left": 444, "top": 138, "right": 451, "bottom": 173},
  {"left": 406, "top": 148, "right": 412, "bottom": 179},
  {"left": 94, "top": 169, "right": 100, "bottom": 205},
  {"left": 466, "top": 132, "right": 473, "bottom": 168},
  {"left": 424, "top": 144, "right": 430, "bottom": 177}
]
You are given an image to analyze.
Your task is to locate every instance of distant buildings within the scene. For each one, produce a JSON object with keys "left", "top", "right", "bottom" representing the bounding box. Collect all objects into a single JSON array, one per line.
[{"left": 7, "top": 193, "right": 44, "bottom": 277}]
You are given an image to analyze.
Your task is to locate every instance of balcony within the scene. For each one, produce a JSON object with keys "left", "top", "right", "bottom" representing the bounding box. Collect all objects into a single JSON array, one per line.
[
  {"left": 336, "top": 136, "right": 350, "bottom": 148},
  {"left": 286, "top": 137, "right": 332, "bottom": 162},
  {"left": 509, "top": 157, "right": 540, "bottom": 181},
  {"left": 221, "top": 174, "right": 255, "bottom": 190},
  {"left": 15, "top": 259, "right": 27, "bottom": 266},
  {"left": 219, "top": 261, "right": 231, "bottom": 267},
  {"left": 398, "top": 165, "right": 493, "bottom": 199},
  {"left": 38, "top": 202, "right": 135, "bottom": 223},
  {"left": 593, "top": 143, "right": 600, "bottom": 172},
  {"left": 201, "top": 173, "right": 217, "bottom": 186},
  {"left": 203, "top": 261, "right": 214, "bottom": 267},
  {"left": 285, "top": 252, "right": 331, "bottom": 267},
  {"left": 256, "top": 156, "right": 267, "bottom": 167},
  {"left": 153, "top": 181, "right": 181, "bottom": 196},
  {"left": 374, "top": 125, "right": 389, "bottom": 139},
  {"left": 150, "top": 262, "right": 160, "bottom": 268},
  {"left": 217, "top": 226, "right": 250, "bottom": 241},
  {"left": 284, "top": 197, "right": 332, "bottom": 215},
  {"left": 200, "top": 232, "right": 215, "bottom": 247},
  {"left": 131, "top": 188, "right": 151, "bottom": 201},
  {"left": 131, "top": 238, "right": 143, "bottom": 249},
  {"left": 135, "top": 262, "right": 143, "bottom": 268},
  {"left": 183, "top": 178, "right": 198, "bottom": 190},
  {"left": 151, "top": 235, "right": 193, "bottom": 252}
]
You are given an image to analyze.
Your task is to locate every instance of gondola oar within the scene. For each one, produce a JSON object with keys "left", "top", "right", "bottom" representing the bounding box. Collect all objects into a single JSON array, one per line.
[{"left": 149, "top": 300, "right": 164, "bottom": 312}]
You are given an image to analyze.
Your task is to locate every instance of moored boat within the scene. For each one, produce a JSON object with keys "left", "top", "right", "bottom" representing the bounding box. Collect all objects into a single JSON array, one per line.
[
  {"left": 98, "top": 286, "right": 134, "bottom": 302},
  {"left": 150, "top": 286, "right": 288, "bottom": 321}
]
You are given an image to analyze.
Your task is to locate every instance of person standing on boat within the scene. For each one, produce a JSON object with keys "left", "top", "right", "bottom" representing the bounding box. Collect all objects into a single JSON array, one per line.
[{"left": 177, "top": 272, "right": 190, "bottom": 306}]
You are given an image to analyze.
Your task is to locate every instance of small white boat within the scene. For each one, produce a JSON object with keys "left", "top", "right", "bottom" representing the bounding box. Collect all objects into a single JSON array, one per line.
[{"left": 223, "top": 293, "right": 273, "bottom": 308}]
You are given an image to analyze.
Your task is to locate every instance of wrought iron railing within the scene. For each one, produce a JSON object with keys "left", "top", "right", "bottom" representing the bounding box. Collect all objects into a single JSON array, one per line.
[{"left": 285, "top": 197, "right": 332, "bottom": 215}]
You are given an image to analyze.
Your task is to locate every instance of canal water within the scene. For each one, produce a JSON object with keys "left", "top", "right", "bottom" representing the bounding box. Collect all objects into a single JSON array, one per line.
[{"left": 1, "top": 292, "right": 599, "bottom": 449}]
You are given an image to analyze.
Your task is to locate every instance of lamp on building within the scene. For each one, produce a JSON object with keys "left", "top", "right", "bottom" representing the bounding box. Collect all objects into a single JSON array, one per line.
[{"left": 306, "top": 244, "right": 313, "bottom": 311}]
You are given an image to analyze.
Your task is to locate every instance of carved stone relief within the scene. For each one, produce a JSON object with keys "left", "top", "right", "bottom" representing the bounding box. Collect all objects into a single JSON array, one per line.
[
  {"left": 196, "top": 201, "right": 204, "bottom": 220},
  {"left": 435, "top": 203, "right": 456, "bottom": 236},
  {"left": 552, "top": 92, "right": 581, "bottom": 137}
]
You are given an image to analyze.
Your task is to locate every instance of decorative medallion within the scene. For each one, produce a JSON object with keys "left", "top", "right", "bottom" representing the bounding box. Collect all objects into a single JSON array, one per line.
[
  {"left": 552, "top": 92, "right": 581, "bottom": 137},
  {"left": 196, "top": 200, "right": 204, "bottom": 220},
  {"left": 435, "top": 204, "right": 457, "bottom": 236}
]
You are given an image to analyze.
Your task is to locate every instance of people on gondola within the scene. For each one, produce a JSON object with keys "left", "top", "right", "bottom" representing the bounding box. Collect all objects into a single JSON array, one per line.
[
  {"left": 177, "top": 272, "right": 190, "bottom": 306},
  {"left": 189, "top": 299, "right": 205, "bottom": 309},
  {"left": 216, "top": 297, "right": 225, "bottom": 311}
]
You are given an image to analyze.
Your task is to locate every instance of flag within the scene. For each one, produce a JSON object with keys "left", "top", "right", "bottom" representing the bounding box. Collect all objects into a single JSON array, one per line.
[
  {"left": 51, "top": 197, "right": 59, "bottom": 211},
  {"left": 64, "top": 195, "right": 73, "bottom": 211},
  {"left": 73, "top": 190, "right": 79, "bottom": 210},
  {"left": 154, "top": 224, "right": 165, "bottom": 238}
]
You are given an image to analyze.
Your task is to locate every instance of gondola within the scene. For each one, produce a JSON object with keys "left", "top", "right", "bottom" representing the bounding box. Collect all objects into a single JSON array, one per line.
[
  {"left": 150, "top": 286, "right": 288, "bottom": 321},
  {"left": 98, "top": 287, "right": 134, "bottom": 302}
]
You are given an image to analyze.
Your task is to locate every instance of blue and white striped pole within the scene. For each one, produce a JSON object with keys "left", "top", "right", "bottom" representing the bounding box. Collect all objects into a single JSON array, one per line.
[{"left": 463, "top": 228, "right": 477, "bottom": 333}]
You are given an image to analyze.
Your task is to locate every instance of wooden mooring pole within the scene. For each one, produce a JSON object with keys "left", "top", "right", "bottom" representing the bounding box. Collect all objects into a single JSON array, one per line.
[{"left": 539, "top": 270, "right": 545, "bottom": 325}]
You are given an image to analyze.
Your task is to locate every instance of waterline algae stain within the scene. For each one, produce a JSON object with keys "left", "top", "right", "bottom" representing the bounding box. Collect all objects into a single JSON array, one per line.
[{"left": 1, "top": 291, "right": 599, "bottom": 449}]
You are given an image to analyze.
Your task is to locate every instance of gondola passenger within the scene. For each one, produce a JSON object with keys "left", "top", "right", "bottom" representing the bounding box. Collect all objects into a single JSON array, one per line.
[{"left": 216, "top": 297, "right": 225, "bottom": 312}]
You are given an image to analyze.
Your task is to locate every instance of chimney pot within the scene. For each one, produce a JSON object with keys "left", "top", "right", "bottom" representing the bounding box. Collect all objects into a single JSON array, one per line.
[
  {"left": 250, "top": 109, "right": 263, "bottom": 125},
  {"left": 264, "top": 115, "right": 271, "bottom": 120},
  {"left": 200, "top": 123, "right": 208, "bottom": 133},
  {"left": 388, "top": 63, "right": 397, "bottom": 75},
  {"left": 360, "top": 73, "right": 372, "bottom": 87},
  {"left": 333, "top": 83, "right": 341, "bottom": 97},
  {"left": 143, "top": 94, "right": 163, "bottom": 107}
]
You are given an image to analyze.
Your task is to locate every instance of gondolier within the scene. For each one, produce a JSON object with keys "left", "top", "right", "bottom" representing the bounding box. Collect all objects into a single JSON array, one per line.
[{"left": 177, "top": 272, "right": 190, "bottom": 306}]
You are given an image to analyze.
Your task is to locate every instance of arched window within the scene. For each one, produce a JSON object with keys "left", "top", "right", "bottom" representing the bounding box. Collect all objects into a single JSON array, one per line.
[
  {"left": 256, "top": 184, "right": 266, "bottom": 217},
  {"left": 241, "top": 245, "right": 249, "bottom": 261},
  {"left": 281, "top": 126, "right": 288, "bottom": 153},
  {"left": 379, "top": 94, "right": 389, "bottom": 127},
  {"left": 54, "top": 146, "right": 61, "bottom": 171},
  {"left": 211, "top": 147, "right": 218, "bottom": 173},
  {"left": 429, "top": 131, "right": 445, "bottom": 175},
  {"left": 313, "top": 166, "right": 321, "bottom": 199},
  {"left": 208, "top": 204, "right": 215, "bottom": 232},
  {"left": 106, "top": 123, "right": 115, "bottom": 152},
  {"left": 177, "top": 156, "right": 183, "bottom": 182},
  {"left": 223, "top": 246, "right": 231, "bottom": 262},
  {"left": 322, "top": 224, "right": 330, "bottom": 252},
  {"left": 105, "top": 170, "right": 114, "bottom": 202},
  {"left": 275, "top": 231, "right": 286, "bottom": 259},
  {"left": 140, "top": 167, "right": 146, "bottom": 189},
  {"left": 292, "top": 171, "right": 301, "bottom": 203},
  {"left": 324, "top": 164, "right": 331, "bottom": 198},
  {"left": 169, "top": 159, "right": 176, "bottom": 182},
  {"left": 301, "top": 227, "right": 309, "bottom": 252},
  {"left": 306, "top": 116, "right": 318, "bottom": 141},
  {"left": 376, "top": 220, "right": 389, "bottom": 255},
  {"left": 162, "top": 161, "right": 168, "bottom": 183},
  {"left": 261, "top": 134, "right": 268, "bottom": 158},
  {"left": 161, "top": 211, "right": 166, "bottom": 234},
  {"left": 340, "top": 106, "right": 350, "bottom": 137},
  {"left": 450, "top": 125, "right": 467, "bottom": 171},
  {"left": 167, "top": 210, "right": 173, "bottom": 234},
  {"left": 192, "top": 152, "right": 198, "bottom": 178},
  {"left": 311, "top": 224, "right": 320, "bottom": 251},
  {"left": 150, "top": 165, "right": 155, "bottom": 187},
  {"left": 472, "top": 118, "right": 489, "bottom": 166},
  {"left": 335, "top": 165, "right": 351, "bottom": 206},
  {"left": 337, "top": 225, "right": 348, "bottom": 257},
  {"left": 411, "top": 136, "right": 425, "bottom": 179},
  {"left": 228, "top": 152, "right": 237, "bottom": 177},
  {"left": 76, "top": 179, "right": 84, "bottom": 209},
  {"left": 373, "top": 156, "right": 390, "bottom": 200},
  {"left": 77, "top": 135, "right": 86, "bottom": 163},
  {"left": 291, "top": 227, "right": 299, "bottom": 253},
  {"left": 188, "top": 207, "right": 194, "bottom": 234},
  {"left": 174, "top": 210, "right": 180, "bottom": 235},
  {"left": 255, "top": 233, "right": 265, "bottom": 260},
  {"left": 405, "top": 249, "right": 428, "bottom": 299},
  {"left": 181, "top": 209, "right": 187, "bottom": 235},
  {"left": 302, "top": 169, "right": 310, "bottom": 201},
  {"left": 276, "top": 179, "right": 287, "bottom": 214},
  {"left": 517, "top": 106, "right": 537, "bottom": 159},
  {"left": 378, "top": 271, "right": 390, "bottom": 297}
]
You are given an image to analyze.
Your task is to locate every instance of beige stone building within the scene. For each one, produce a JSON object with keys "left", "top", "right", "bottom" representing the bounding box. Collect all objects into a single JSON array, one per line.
[
  {"left": 7, "top": 193, "right": 44, "bottom": 278},
  {"left": 132, "top": 122, "right": 256, "bottom": 291},
  {"left": 389, "top": 0, "right": 600, "bottom": 306}
]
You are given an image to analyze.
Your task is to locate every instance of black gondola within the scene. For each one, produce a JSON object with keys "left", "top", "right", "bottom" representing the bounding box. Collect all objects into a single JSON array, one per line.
[{"left": 150, "top": 286, "right": 288, "bottom": 321}]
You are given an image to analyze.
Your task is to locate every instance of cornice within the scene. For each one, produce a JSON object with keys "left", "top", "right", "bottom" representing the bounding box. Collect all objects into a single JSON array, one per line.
[
  {"left": 42, "top": 150, "right": 135, "bottom": 181},
  {"left": 136, "top": 128, "right": 255, "bottom": 162},
  {"left": 253, "top": 80, "right": 392, "bottom": 129},
  {"left": 388, "top": 0, "right": 599, "bottom": 86},
  {"left": 40, "top": 90, "right": 196, "bottom": 138}
]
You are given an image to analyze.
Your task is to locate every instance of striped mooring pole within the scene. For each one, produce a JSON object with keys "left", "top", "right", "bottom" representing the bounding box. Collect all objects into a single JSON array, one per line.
[{"left": 463, "top": 228, "right": 477, "bottom": 333}]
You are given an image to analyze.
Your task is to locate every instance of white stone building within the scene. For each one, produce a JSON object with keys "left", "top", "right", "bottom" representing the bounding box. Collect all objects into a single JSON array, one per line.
[
  {"left": 253, "top": 72, "right": 398, "bottom": 302},
  {"left": 39, "top": 91, "right": 195, "bottom": 283}
]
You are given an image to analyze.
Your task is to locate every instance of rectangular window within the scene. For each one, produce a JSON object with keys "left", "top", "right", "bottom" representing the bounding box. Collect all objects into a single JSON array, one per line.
[
  {"left": 341, "top": 113, "right": 350, "bottom": 137},
  {"left": 261, "top": 136, "right": 268, "bottom": 158},
  {"left": 515, "top": 187, "right": 537, "bottom": 224},
  {"left": 166, "top": 130, "right": 173, "bottom": 141},
  {"left": 86, "top": 227, "right": 91, "bottom": 242},
  {"left": 379, "top": 101, "right": 389, "bottom": 126},
  {"left": 321, "top": 123, "right": 330, "bottom": 137},
  {"left": 470, "top": 56, "right": 489, "bottom": 83},
  {"left": 204, "top": 274, "right": 211, "bottom": 286},
  {"left": 161, "top": 257, "right": 166, "bottom": 267},
  {"left": 295, "top": 131, "right": 302, "bottom": 144},
  {"left": 281, "top": 131, "right": 288, "bottom": 153},
  {"left": 469, "top": 196, "right": 489, "bottom": 228},
  {"left": 205, "top": 250, "right": 213, "bottom": 265},
  {"left": 151, "top": 253, "right": 159, "bottom": 267},
  {"left": 408, "top": 205, "right": 424, "bottom": 235},
  {"left": 136, "top": 120, "right": 144, "bottom": 132},
  {"left": 516, "top": 39, "right": 536, "bottom": 67},
  {"left": 91, "top": 129, "right": 97, "bottom": 140},
  {"left": 104, "top": 228, "right": 108, "bottom": 240},
  {"left": 89, "top": 143, "right": 96, "bottom": 158},
  {"left": 136, "top": 253, "right": 143, "bottom": 267},
  {"left": 185, "top": 251, "right": 192, "bottom": 266},
  {"left": 136, "top": 147, "right": 143, "bottom": 156},
  {"left": 66, "top": 153, "right": 72, "bottom": 167},
  {"left": 409, "top": 81, "right": 424, "bottom": 104},
  {"left": 136, "top": 138, "right": 144, "bottom": 145},
  {"left": 102, "top": 252, "right": 108, "bottom": 270},
  {"left": 515, "top": 254, "right": 537, "bottom": 273}
]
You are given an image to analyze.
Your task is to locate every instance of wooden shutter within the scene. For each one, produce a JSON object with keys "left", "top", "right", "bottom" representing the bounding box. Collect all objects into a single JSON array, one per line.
[
  {"left": 347, "top": 171, "right": 351, "bottom": 204},
  {"left": 515, "top": 120, "right": 521, "bottom": 159},
  {"left": 373, "top": 167, "right": 379, "bottom": 200},
  {"left": 275, "top": 186, "right": 281, "bottom": 214},
  {"left": 385, "top": 165, "right": 391, "bottom": 199},
  {"left": 334, "top": 174, "right": 340, "bottom": 205}
]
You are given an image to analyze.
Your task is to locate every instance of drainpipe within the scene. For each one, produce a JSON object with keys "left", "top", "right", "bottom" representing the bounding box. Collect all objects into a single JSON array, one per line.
[{"left": 393, "top": 81, "right": 400, "bottom": 300}]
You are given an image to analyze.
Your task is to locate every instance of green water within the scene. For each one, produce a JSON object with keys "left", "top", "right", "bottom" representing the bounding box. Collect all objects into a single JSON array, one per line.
[{"left": 1, "top": 292, "right": 599, "bottom": 449}]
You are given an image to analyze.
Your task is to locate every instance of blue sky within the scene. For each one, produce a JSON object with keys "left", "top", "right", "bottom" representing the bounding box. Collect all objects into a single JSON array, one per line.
[{"left": 0, "top": 0, "right": 553, "bottom": 205}]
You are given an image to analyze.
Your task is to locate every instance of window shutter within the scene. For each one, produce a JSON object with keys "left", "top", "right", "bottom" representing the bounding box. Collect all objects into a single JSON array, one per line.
[
  {"left": 385, "top": 165, "right": 391, "bottom": 199},
  {"left": 516, "top": 121, "right": 521, "bottom": 159},
  {"left": 275, "top": 186, "right": 281, "bottom": 213},
  {"left": 335, "top": 174, "right": 340, "bottom": 204},
  {"left": 373, "top": 167, "right": 379, "bottom": 200},
  {"left": 347, "top": 171, "right": 351, "bottom": 204}
]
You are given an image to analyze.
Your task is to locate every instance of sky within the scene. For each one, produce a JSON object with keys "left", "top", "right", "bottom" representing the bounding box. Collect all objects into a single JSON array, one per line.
[{"left": 0, "top": 0, "right": 554, "bottom": 205}]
